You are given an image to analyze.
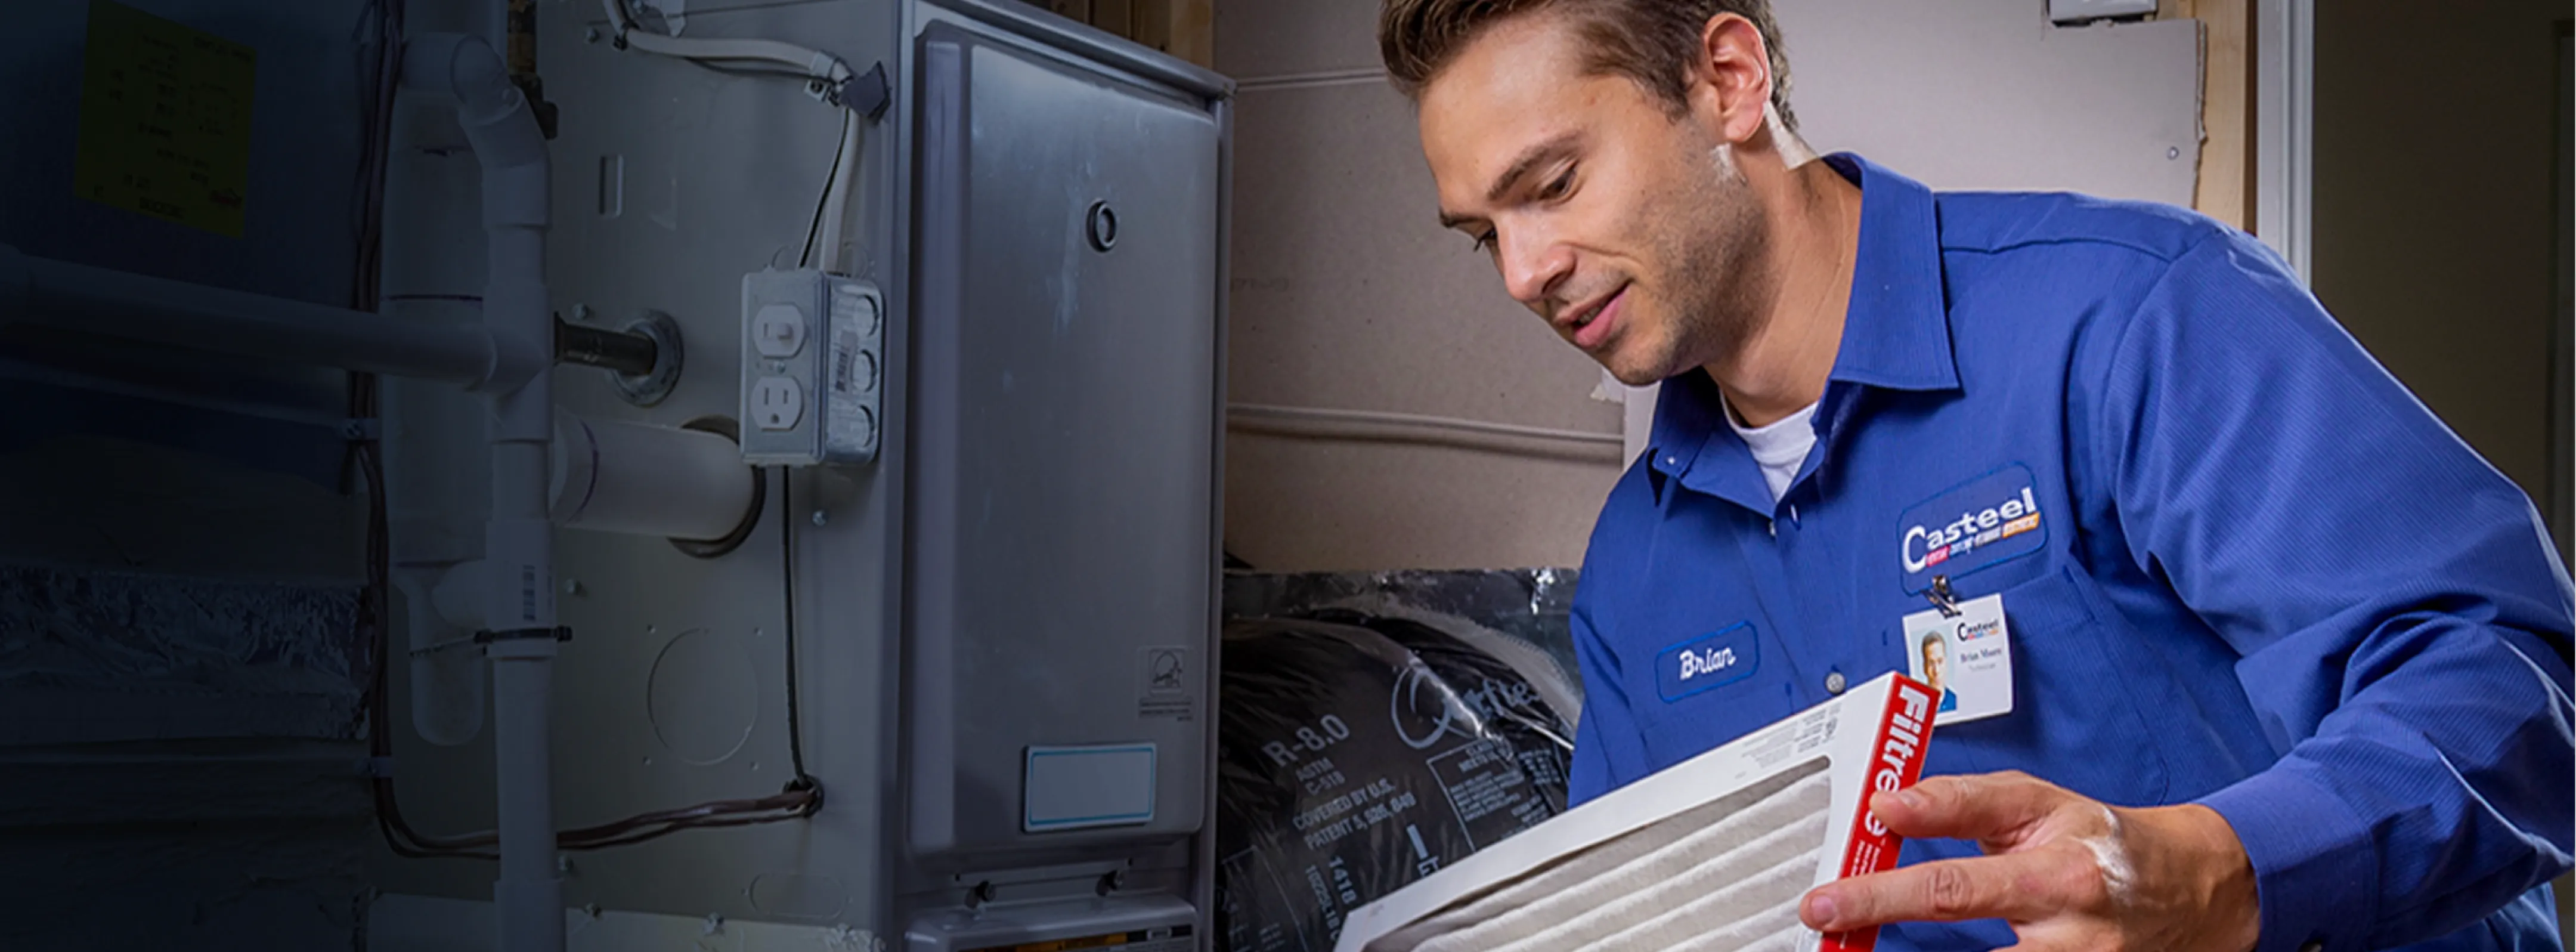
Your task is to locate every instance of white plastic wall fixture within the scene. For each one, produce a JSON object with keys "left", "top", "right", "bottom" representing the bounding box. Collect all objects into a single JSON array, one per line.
[{"left": 2049, "top": 0, "right": 2159, "bottom": 24}]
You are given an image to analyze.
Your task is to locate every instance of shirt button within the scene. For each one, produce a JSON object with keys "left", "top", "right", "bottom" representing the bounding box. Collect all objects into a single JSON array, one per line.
[{"left": 1825, "top": 670, "right": 1847, "bottom": 694}]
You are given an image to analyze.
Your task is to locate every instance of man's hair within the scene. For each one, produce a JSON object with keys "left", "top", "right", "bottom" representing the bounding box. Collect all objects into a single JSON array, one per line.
[
  {"left": 1378, "top": 0, "right": 1797, "bottom": 133},
  {"left": 1920, "top": 632, "right": 1943, "bottom": 654}
]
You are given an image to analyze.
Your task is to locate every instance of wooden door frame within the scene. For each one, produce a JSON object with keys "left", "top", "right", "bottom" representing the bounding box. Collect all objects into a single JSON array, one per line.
[{"left": 2159, "top": 0, "right": 2309, "bottom": 282}]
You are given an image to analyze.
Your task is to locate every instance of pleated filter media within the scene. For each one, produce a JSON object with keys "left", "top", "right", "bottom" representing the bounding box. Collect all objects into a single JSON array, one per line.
[{"left": 1333, "top": 673, "right": 1939, "bottom": 952}]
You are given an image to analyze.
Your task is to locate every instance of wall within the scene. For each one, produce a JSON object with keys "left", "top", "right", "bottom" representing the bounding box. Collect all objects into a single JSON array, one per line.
[
  {"left": 2311, "top": 0, "right": 2568, "bottom": 523},
  {"left": 2315, "top": 4, "right": 2575, "bottom": 942},
  {"left": 1216, "top": 0, "right": 2204, "bottom": 573},
  {"left": 0, "top": 1, "right": 386, "bottom": 948},
  {"left": 1216, "top": 0, "right": 1635, "bottom": 575}
]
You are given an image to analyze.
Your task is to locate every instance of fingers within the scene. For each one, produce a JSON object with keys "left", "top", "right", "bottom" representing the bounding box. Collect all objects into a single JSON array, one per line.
[
  {"left": 1868, "top": 771, "right": 2070, "bottom": 843},
  {"left": 1800, "top": 848, "right": 2097, "bottom": 933}
]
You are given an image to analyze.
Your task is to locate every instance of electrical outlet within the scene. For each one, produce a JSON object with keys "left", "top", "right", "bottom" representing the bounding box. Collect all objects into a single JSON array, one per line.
[
  {"left": 739, "top": 268, "right": 887, "bottom": 466},
  {"left": 754, "top": 304, "right": 807, "bottom": 358},
  {"left": 752, "top": 376, "right": 804, "bottom": 430}
]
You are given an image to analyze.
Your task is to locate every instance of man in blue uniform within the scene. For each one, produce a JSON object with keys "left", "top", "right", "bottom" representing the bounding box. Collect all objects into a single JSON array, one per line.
[{"left": 1376, "top": 1, "right": 2574, "bottom": 950}]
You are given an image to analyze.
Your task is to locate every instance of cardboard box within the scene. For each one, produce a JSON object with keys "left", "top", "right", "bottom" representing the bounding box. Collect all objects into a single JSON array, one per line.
[{"left": 1331, "top": 672, "right": 1938, "bottom": 952}]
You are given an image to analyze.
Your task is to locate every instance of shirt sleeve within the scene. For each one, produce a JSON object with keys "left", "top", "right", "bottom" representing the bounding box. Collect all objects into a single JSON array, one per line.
[
  {"left": 1566, "top": 574, "right": 1652, "bottom": 806},
  {"left": 2094, "top": 227, "right": 2576, "bottom": 952}
]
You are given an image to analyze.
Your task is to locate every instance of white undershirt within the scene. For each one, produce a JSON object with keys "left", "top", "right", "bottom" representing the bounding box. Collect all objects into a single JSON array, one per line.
[{"left": 1723, "top": 398, "right": 1819, "bottom": 503}]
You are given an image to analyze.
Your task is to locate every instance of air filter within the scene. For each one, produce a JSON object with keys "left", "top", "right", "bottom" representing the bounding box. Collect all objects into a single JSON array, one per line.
[{"left": 1332, "top": 673, "right": 1938, "bottom": 952}]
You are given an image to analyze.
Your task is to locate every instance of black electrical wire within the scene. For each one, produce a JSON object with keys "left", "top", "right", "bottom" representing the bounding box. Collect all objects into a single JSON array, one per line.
[
  {"left": 777, "top": 467, "right": 819, "bottom": 802},
  {"left": 605, "top": 0, "right": 850, "bottom": 274},
  {"left": 798, "top": 109, "right": 854, "bottom": 270},
  {"left": 357, "top": 440, "right": 820, "bottom": 860}
]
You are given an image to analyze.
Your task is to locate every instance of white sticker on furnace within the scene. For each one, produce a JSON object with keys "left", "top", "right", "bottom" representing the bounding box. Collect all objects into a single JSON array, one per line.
[{"left": 1902, "top": 592, "right": 2012, "bottom": 726}]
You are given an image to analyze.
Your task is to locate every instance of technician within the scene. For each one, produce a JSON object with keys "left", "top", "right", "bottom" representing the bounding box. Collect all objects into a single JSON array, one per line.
[{"left": 1374, "top": 1, "right": 2574, "bottom": 950}]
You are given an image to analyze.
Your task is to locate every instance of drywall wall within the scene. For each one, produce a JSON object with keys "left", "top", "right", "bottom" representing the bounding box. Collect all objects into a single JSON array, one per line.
[
  {"left": 1217, "top": 0, "right": 2205, "bottom": 572},
  {"left": 1221, "top": 65, "right": 1633, "bottom": 574},
  {"left": 2311, "top": 0, "right": 2566, "bottom": 534}
]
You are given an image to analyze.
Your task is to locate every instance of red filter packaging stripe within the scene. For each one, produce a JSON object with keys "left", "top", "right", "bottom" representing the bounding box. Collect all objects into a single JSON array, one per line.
[{"left": 1818, "top": 674, "right": 1937, "bottom": 952}]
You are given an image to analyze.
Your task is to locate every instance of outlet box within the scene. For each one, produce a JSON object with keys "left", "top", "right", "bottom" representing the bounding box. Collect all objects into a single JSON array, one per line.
[{"left": 739, "top": 268, "right": 884, "bottom": 466}]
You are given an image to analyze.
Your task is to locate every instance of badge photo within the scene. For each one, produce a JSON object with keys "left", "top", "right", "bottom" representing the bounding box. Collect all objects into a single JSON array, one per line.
[{"left": 1902, "top": 593, "right": 2013, "bottom": 726}]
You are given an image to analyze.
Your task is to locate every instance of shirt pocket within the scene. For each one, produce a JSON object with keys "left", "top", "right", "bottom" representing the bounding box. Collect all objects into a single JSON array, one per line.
[
  {"left": 1918, "top": 562, "right": 2173, "bottom": 806},
  {"left": 1628, "top": 621, "right": 1800, "bottom": 772}
]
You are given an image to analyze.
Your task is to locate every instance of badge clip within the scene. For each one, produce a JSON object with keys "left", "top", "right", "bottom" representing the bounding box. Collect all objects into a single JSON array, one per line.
[{"left": 1926, "top": 575, "right": 1964, "bottom": 619}]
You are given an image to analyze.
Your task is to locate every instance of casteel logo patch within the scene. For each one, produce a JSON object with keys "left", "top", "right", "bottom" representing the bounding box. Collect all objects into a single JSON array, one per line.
[{"left": 1897, "top": 464, "right": 2047, "bottom": 589}]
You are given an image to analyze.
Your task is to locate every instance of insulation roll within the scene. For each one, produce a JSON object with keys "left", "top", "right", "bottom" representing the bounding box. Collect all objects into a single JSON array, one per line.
[{"left": 549, "top": 411, "right": 758, "bottom": 541}]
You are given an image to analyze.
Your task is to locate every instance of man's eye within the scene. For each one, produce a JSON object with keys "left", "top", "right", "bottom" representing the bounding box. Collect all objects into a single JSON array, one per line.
[
  {"left": 1539, "top": 168, "right": 1576, "bottom": 200},
  {"left": 1472, "top": 230, "right": 1497, "bottom": 254}
]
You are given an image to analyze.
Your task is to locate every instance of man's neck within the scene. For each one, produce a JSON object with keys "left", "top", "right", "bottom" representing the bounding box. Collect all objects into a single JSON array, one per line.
[{"left": 1708, "top": 158, "right": 1863, "bottom": 429}]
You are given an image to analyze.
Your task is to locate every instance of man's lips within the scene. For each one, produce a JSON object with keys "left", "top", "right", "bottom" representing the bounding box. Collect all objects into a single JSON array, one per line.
[{"left": 1563, "top": 285, "right": 1628, "bottom": 350}]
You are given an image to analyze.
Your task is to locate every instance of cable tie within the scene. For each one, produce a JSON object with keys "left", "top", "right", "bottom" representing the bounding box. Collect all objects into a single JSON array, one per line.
[{"left": 472, "top": 625, "right": 575, "bottom": 644}]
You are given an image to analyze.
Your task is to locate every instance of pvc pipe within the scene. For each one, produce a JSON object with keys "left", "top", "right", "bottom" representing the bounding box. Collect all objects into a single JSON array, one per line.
[
  {"left": 0, "top": 244, "right": 498, "bottom": 384},
  {"left": 403, "top": 30, "right": 558, "bottom": 952},
  {"left": 550, "top": 411, "right": 758, "bottom": 541},
  {"left": 489, "top": 642, "right": 564, "bottom": 951},
  {"left": 429, "top": 560, "right": 490, "bottom": 633},
  {"left": 400, "top": 565, "right": 488, "bottom": 746}
]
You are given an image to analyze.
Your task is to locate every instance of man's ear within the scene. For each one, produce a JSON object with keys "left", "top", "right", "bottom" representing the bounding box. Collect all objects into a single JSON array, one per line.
[{"left": 1680, "top": 13, "right": 1774, "bottom": 145}]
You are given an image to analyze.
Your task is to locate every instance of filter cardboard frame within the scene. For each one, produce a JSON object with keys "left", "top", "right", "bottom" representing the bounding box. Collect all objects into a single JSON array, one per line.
[{"left": 1332, "top": 672, "right": 1940, "bottom": 952}]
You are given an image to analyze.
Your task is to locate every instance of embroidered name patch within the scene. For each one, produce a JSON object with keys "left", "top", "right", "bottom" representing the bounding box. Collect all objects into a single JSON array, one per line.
[{"left": 1655, "top": 622, "right": 1760, "bottom": 703}]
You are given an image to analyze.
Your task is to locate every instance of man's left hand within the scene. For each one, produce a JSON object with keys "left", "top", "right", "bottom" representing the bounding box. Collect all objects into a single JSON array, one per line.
[{"left": 1798, "top": 770, "right": 2262, "bottom": 952}]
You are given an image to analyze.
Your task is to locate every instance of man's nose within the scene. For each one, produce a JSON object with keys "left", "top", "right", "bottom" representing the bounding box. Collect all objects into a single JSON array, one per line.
[{"left": 1496, "top": 227, "right": 1572, "bottom": 307}]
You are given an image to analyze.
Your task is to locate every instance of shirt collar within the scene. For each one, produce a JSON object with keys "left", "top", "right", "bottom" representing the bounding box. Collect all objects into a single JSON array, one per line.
[{"left": 1645, "top": 153, "right": 1961, "bottom": 505}]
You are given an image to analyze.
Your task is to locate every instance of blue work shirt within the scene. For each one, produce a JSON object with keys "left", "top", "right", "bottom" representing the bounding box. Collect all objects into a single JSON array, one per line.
[{"left": 1565, "top": 154, "right": 2575, "bottom": 952}]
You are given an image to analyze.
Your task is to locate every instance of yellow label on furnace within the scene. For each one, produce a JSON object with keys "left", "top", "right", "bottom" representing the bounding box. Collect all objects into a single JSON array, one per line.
[{"left": 73, "top": 0, "right": 258, "bottom": 237}]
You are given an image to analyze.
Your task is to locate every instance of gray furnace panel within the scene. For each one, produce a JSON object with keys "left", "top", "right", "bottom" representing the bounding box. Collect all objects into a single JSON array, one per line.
[{"left": 905, "top": 17, "right": 1222, "bottom": 862}]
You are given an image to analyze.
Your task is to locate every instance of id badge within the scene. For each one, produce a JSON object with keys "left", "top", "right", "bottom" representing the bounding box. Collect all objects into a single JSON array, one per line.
[{"left": 1902, "top": 593, "right": 2013, "bottom": 725}]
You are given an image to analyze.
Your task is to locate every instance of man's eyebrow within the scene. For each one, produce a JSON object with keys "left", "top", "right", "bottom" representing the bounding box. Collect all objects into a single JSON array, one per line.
[
  {"left": 1486, "top": 132, "right": 1581, "bottom": 205},
  {"left": 1435, "top": 131, "right": 1583, "bottom": 231}
]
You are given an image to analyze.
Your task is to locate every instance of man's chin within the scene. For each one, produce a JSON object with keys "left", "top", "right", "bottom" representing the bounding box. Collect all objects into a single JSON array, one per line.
[{"left": 1595, "top": 348, "right": 1680, "bottom": 388}]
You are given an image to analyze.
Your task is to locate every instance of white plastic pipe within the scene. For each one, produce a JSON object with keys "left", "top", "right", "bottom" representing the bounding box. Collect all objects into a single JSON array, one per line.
[
  {"left": 401, "top": 30, "right": 561, "bottom": 952},
  {"left": 550, "top": 410, "right": 758, "bottom": 541},
  {"left": 0, "top": 244, "right": 500, "bottom": 384},
  {"left": 401, "top": 565, "right": 490, "bottom": 747},
  {"left": 382, "top": 301, "right": 498, "bottom": 748},
  {"left": 488, "top": 641, "right": 559, "bottom": 948}
]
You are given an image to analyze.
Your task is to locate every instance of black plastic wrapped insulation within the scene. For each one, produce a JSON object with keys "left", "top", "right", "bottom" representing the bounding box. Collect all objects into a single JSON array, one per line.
[{"left": 1215, "top": 611, "right": 1576, "bottom": 952}]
